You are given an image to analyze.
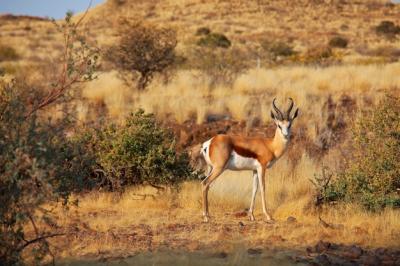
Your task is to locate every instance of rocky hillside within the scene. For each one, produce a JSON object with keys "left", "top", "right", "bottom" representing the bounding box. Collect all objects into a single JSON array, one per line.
[{"left": 1, "top": 0, "right": 400, "bottom": 66}]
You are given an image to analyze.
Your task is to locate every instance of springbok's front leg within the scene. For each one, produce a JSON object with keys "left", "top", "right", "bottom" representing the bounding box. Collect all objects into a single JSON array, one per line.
[
  {"left": 248, "top": 170, "right": 258, "bottom": 221},
  {"left": 257, "top": 166, "right": 273, "bottom": 221},
  {"left": 201, "top": 167, "right": 224, "bottom": 223}
]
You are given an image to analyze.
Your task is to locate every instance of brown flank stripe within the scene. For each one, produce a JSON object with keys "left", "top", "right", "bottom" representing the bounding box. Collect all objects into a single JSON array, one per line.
[{"left": 232, "top": 145, "right": 258, "bottom": 159}]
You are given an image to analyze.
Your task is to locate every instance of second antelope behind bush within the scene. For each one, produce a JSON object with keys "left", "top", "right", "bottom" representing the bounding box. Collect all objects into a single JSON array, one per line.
[{"left": 200, "top": 98, "right": 299, "bottom": 222}]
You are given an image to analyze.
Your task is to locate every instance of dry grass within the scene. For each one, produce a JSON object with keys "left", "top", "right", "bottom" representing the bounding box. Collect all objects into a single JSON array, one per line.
[
  {"left": 5, "top": 0, "right": 400, "bottom": 262},
  {"left": 81, "top": 63, "right": 400, "bottom": 126},
  {"left": 1, "top": 0, "right": 400, "bottom": 73},
  {"left": 37, "top": 154, "right": 400, "bottom": 260}
]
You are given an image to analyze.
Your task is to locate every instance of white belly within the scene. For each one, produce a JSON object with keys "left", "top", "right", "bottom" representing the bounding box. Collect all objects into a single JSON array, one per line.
[{"left": 225, "top": 151, "right": 260, "bottom": 171}]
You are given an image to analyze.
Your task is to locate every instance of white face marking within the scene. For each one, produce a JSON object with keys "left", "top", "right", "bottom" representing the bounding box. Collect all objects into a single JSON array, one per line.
[
  {"left": 225, "top": 151, "right": 260, "bottom": 171},
  {"left": 276, "top": 120, "right": 291, "bottom": 138}
]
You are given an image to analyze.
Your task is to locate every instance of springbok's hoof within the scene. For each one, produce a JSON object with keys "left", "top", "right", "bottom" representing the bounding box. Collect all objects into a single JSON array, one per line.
[
  {"left": 203, "top": 216, "right": 210, "bottom": 223},
  {"left": 264, "top": 218, "right": 275, "bottom": 224},
  {"left": 248, "top": 214, "right": 255, "bottom": 221}
]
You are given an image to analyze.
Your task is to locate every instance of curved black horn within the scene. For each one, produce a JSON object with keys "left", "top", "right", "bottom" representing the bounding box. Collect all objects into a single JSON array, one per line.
[
  {"left": 286, "top": 98, "right": 294, "bottom": 119},
  {"left": 272, "top": 98, "right": 284, "bottom": 120}
]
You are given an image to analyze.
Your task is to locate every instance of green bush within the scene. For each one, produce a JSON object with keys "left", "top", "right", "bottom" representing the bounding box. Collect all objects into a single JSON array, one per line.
[
  {"left": 88, "top": 109, "right": 196, "bottom": 190},
  {"left": 0, "top": 45, "right": 19, "bottom": 61},
  {"left": 0, "top": 12, "right": 98, "bottom": 264},
  {"left": 375, "top": 21, "right": 400, "bottom": 38},
  {"left": 269, "top": 42, "right": 296, "bottom": 57},
  {"left": 197, "top": 32, "right": 231, "bottom": 48},
  {"left": 321, "top": 95, "right": 400, "bottom": 210},
  {"left": 328, "top": 36, "right": 348, "bottom": 48},
  {"left": 0, "top": 80, "right": 96, "bottom": 264},
  {"left": 261, "top": 40, "right": 296, "bottom": 61},
  {"left": 186, "top": 46, "right": 248, "bottom": 86},
  {"left": 196, "top": 27, "right": 211, "bottom": 36}
]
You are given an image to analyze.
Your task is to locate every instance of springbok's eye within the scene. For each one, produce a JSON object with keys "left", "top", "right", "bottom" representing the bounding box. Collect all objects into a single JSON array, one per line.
[{"left": 278, "top": 125, "right": 282, "bottom": 129}]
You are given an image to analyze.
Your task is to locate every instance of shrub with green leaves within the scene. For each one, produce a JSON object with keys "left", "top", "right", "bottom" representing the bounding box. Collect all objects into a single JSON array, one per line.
[
  {"left": 0, "top": 12, "right": 98, "bottom": 264},
  {"left": 197, "top": 32, "right": 231, "bottom": 48},
  {"left": 328, "top": 36, "right": 348, "bottom": 48},
  {"left": 321, "top": 95, "right": 400, "bottom": 210},
  {"left": 269, "top": 42, "right": 296, "bottom": 57},
  {"left": 185, "top": 46, "right": 248, "bottom": 86},
  {"left": 375, "top": 21, "right": 400, "bottom": 38},
  {"left": 89, "top": 109, "right": 196, "bottom": 190},
  {"left": 0, "top": 44, "right": 19, "bottom": 61},
  {"left": 196, "top": 27, "right": 211, "bottom": 36},
  {"left": 0, "top": 79, "right": 97, "bottom": 265}
]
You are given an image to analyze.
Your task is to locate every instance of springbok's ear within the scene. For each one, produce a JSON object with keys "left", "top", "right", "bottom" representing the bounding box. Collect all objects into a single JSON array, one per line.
[
  {"left": 292, "top": 108, "right": 299, "bottom": 120},
  {"left": 271, "top": 111, "right": 276, "bottom": 120}
]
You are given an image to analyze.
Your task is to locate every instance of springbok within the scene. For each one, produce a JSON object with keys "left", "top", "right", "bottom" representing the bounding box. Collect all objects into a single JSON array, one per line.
[{"left": 200, "top": 98, "right": 299, "bottom": 222}]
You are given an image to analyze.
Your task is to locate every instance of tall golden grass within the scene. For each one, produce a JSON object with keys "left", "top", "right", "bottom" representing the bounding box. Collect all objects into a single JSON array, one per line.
[{"left": 82, "top": 63, "right": 400, "bottom": 125}]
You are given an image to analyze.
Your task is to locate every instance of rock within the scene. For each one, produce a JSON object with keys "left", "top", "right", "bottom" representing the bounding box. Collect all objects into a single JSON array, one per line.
[
  {"left": 206, "top": 114, "right": 230, "bottom": 123},
  {"left": 375, "top": 247, "right": 388, "bottom": 256},
  {"left": 315, "top": 240, "right": 331, "bottom": 253},
  {"left": 380, "top": 255, "right": 394, "bottom": 262},
  {"left": 286, "top": 216, "right": 297, "bottom": 223},
  {"left": 314, "top": 254, "right": 330, "bottom": 266},
  {"left": 327, "top": 254, "right": 356, "bottom": 266},
  {"left": 306, "top": 246, "right": 314, "bottom": 254},
  {"left": 293, "top": 255, "right": 310, "bottom": 263},
  {"left": 381, "top": 259, "right": 396, "bottom": 265},
  {"left": 247, "top": 248, "right": 263, "bottom": 255},
  {"left": 359, "top": 254, "right": 381, "bottom": 266},
  {"left": 343, "top": 245, "right": 363, "bottom": 259}
]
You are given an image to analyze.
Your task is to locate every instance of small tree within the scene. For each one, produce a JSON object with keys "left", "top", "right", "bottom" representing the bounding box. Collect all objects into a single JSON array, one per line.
[
  {"left": 108, "top": 21, "right": 177, "bottom": 90},
  {"left": 320, "top": 94, "right": 400, "bottom": 210},
  {"left": 0, "top": 11, "right": 98, "bottom": 264}
]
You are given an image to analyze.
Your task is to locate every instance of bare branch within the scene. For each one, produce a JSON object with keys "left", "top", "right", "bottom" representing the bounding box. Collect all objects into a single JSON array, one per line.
[{"left": 17, "top": 233, "right": 65, "bottom": 252}]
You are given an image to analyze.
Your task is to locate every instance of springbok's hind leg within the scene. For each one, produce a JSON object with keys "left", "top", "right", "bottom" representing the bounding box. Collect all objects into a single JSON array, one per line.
[
  {"left": 201, "top": 166, "right": 224, "bottom": 223},
  {"left": 248, "top": 170, "right": 258, "bottom": 221}
]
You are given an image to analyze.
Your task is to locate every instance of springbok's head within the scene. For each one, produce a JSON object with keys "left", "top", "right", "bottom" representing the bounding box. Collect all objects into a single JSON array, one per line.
[{"left": 270, "top": 98, "right": 299, "bottom": 139}]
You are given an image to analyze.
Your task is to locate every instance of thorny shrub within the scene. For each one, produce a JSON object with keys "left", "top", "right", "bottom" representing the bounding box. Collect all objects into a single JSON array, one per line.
[
  {"left": 107, "top": 21, "right": 177, "bottom": 90},
  {"left": 197, "top": 32, "right": 231, "bottom": 48},
  {"left": 0, "top": 11, "right": 98, "bottom": 265},
  {"left": 0, "top": 79, "right": 97, "bottom": 265},
  {"left": 375, "top": 21, "right": 400, "bottom": 39},
  {"left": 328, "top": 36, "right": 348, "bottom": 48},
  {"left": 317, "top": 95, "right": 400, "bottom": 210}
]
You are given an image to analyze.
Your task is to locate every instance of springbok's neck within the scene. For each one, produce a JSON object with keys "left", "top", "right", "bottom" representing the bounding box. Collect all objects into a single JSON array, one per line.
[{"left": 271, "top": 127, "right": 290, "bottom": 158}]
